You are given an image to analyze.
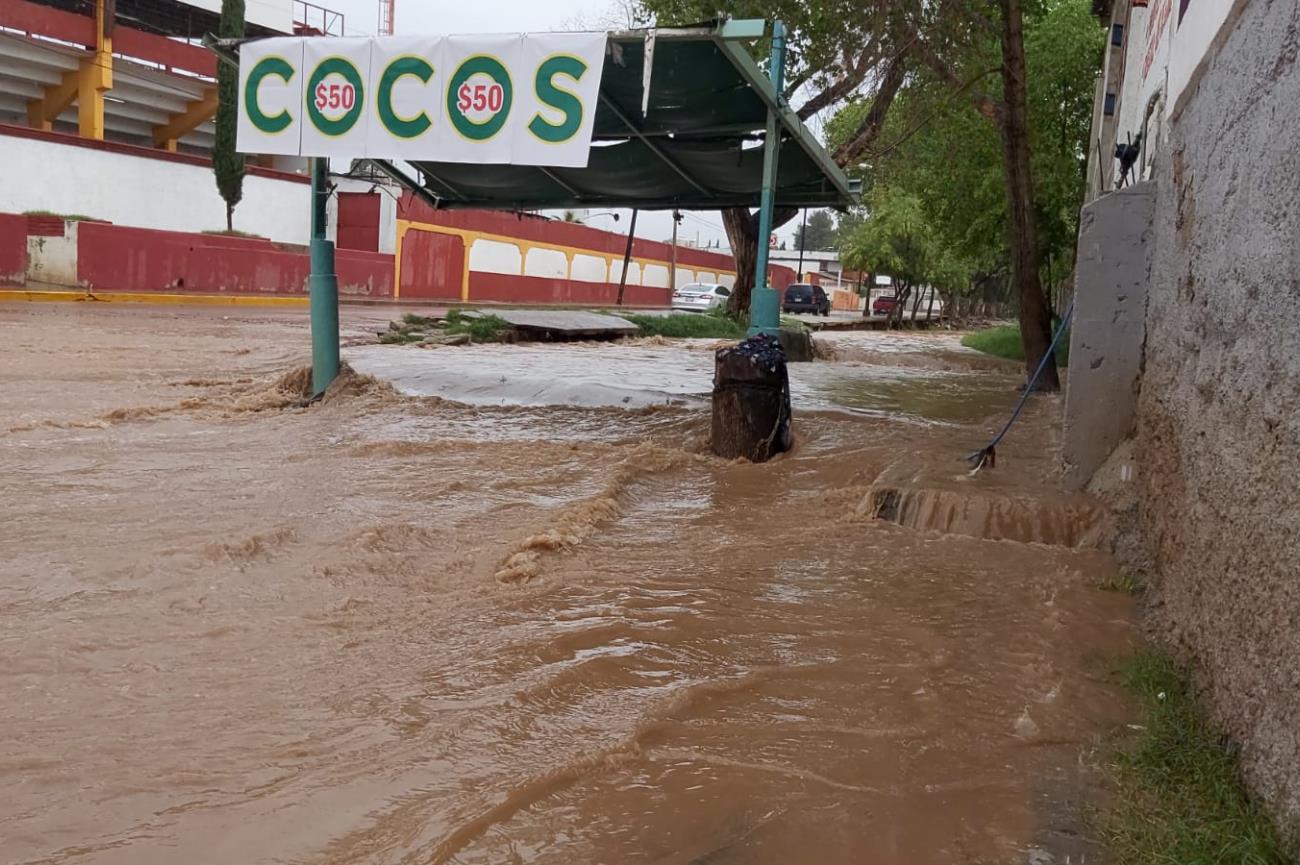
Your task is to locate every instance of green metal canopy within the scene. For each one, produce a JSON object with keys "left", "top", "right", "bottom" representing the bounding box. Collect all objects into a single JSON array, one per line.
[{"left": 386, "top": 22, "right": 859, "bottom": 212}]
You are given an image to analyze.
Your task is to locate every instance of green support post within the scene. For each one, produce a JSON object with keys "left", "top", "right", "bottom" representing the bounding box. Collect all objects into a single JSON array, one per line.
[
  {"left": 309, "top": 156, "right": 340, "bottom": 398},
  {"left": 747, "top": 19, "right": 786, "bottom": 338}
]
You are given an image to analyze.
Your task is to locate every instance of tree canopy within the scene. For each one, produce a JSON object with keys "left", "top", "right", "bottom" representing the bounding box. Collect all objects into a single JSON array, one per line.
[
  {"left": 830, "top": 0, "right": 1102, "bottom": 313},
  {"left": 794, "top": 210, "right": 836, "bottom": 251}
]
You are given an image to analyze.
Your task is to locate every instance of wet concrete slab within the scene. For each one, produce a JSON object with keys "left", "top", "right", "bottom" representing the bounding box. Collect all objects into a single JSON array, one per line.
[{"left": 464, "top": 309, "right": 639, "bottom": 338}]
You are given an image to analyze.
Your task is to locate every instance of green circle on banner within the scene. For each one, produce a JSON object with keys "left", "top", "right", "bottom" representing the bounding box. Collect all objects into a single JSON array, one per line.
[
  {"left": 307, "top": 56, "right": 365, "bottom": 137},
  {"left": 245, "top": 56, "right": 295, "bottom": 134},
  {"left": 447, "top": 55, "right": 513, "bottom": 141}
]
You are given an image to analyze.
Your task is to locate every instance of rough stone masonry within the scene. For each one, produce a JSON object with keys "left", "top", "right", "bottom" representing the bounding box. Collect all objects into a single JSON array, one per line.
[{"left": 1097, "top": 0, "right": 1300, "bottom": 841}]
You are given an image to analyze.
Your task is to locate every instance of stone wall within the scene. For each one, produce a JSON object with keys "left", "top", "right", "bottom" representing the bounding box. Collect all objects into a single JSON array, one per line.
[{"left": 1132, "top": 0, "right": 1300, "bottom": 837}]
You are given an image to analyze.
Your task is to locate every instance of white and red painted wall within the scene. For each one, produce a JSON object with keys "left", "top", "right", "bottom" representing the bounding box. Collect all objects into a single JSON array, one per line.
[{"left": 395, "top": 194, "right": 796, "bottom": 306}]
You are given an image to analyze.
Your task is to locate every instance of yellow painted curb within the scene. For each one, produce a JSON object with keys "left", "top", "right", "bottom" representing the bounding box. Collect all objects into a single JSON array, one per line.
[{"left": 0, "top": 290, "right": 308, "bottom": 307}]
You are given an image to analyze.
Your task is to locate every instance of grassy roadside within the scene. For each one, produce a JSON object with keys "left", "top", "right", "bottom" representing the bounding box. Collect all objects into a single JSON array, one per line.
[
  {"left": 1101, "top": 650, "right": 1289, "bottom": 865},
  {"left": 443, "top": 310, "right": 509, "bottom": 342},
  {"left": 379, "top": 311, "right": 509, "bottom": 344},
  {"left": 962, "top": 323, "right": 1071, "bottom": 364},
  {"left": 623, "top": 306, "right": 811, "bottom": 340},
  {"left": 623, "top": 310, "right": 747, "bottom": 339}
]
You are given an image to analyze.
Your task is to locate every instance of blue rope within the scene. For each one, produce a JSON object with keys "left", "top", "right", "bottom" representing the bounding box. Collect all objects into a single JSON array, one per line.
[{"left": 967, "top": 299, "right": 1076, "bottom": 467}]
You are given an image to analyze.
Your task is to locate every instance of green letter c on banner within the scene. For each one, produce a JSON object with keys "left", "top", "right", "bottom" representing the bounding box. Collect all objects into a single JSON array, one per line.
[
  {"left": 378, "top": 56, "right": 434, "bottom": 139},
  {"left": 307, "top": 56, "right": 365, "bottom": 137},
  {"left": 245, "top": 56, "right": 295, "bottom": 134},
  {"left": 528, "top": 55, "right": 588, "bottom": 143}
]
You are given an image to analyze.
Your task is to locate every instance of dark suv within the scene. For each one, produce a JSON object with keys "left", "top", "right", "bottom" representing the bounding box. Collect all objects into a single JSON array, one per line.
[{"left": 782, "top": 283, "right": 830, "bottom": 316}]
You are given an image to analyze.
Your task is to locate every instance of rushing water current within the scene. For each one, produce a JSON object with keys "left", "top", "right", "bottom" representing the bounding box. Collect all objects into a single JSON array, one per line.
[{"left": 1, "top": 305, "right": 1137, "bottom": 865}]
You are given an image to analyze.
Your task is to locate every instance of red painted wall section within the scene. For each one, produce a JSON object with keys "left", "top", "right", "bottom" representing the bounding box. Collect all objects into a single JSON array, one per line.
[
  {"left": 398, "top": 196, "right": 737, "bottom": 274},
  {"left": 768, "top": 264, "right": 799, "bottom": 290},
  {"left": 337, "top": 192, "right": 382, "bottom": 253},
  {"left": 400, "top": 229, "right": 464, "bottom": 300},
  {"left": 76, "top": 223, "right": 393, "bottom": 298},
  {"left": 0, "top": 213, "right": 27, "bottom": 286}
]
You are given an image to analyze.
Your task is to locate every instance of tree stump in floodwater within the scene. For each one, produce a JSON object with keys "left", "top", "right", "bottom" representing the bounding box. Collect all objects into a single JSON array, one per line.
[{"left": 711, "top": 334, "right": 793, "bottom": 462}]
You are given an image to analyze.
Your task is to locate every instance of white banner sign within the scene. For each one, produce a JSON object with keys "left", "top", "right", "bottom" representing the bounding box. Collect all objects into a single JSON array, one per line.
[{"left": 237, "top": 33, "right": 607, "bottom": 167}]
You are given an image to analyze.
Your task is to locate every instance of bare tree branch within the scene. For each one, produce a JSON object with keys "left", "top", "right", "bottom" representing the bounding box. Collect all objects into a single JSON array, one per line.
[
  {"left": 832, "top": 47, "right": 910, "bottom": 165},
  {"left": 795, "top": 39, "right": 885, "bottom": 120}
]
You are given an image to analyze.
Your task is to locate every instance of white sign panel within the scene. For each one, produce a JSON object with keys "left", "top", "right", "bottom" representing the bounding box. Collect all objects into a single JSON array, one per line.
[
  {"left": 237, "top": 37, "right": 303, "bottom": 156},
  {"left": 300, "top": 37, "right": 373, "bottom": 158},
  {"left": 365, "top": 36, "right": 444, "bottom": 160},
  {"left": 237, "top": 33, "right": 608, "bottom": 167},
  {"left": 513, "top": 32, "right": 607, "bottom": 168},
  {"left": 438, "top": 35, "right": 522, "bottom": 165}
]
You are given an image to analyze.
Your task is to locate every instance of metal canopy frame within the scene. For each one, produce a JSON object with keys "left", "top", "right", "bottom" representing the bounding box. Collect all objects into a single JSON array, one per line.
[
  {"left": 207, "top": 17, "right": 849, "bottom": 390},
  {"left": 385, "top": 20, "right": 858, "bottom": 213}
]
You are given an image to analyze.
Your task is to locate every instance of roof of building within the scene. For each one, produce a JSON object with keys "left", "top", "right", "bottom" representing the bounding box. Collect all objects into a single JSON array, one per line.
[
  {"left": 0, "top": 29, "right": 219, "bottom": 151},
  {"left": 769, "top": 249, "right": 841, "bottom": 262},
  {"left": 392, "top": 23, "right": 859, "bottom": 213}
]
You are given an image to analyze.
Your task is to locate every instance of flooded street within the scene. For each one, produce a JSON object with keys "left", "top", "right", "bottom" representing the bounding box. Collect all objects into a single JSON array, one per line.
[{"left": 1, "top": 303, "right": 1138, "bottom": 865}]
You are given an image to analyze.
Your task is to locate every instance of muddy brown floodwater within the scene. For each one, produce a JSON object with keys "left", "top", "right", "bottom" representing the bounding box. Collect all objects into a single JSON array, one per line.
[{"left": 1, "top": 303, "right": 1139, "bottom": 865}]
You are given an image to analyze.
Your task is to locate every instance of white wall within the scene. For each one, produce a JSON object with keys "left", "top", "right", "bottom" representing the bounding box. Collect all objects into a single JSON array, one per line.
[
  {"left": 25, "top": 222, "right": 79, "bottom": 288},
  {"left": 1168, "top": 0, "right": 1243, "bottom": 113},
  {"left": 0, "top": 133, "right": 311, "bottom": 244},
  {"left": 178, "top": 0, "right": 293, "bottom": 33}
]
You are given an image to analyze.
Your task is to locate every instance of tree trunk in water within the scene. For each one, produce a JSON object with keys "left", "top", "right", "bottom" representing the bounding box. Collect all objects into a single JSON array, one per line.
[
  {"left": 891, "top": 283, "right": 912, "bottom": 329},
  {"left": 998, "top": 0, "right": 1059, "bottom": 391},
  {"left": 722, "top": 208, "right": 758, "bottom": 318},
  {"left": 723, "top": 205, "right": 800, "bottom": 318}
]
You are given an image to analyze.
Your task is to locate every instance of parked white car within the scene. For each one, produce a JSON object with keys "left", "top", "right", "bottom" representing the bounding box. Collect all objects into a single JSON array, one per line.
[{"left": 671, "top": 283, "right": 731, "bottom": 312}]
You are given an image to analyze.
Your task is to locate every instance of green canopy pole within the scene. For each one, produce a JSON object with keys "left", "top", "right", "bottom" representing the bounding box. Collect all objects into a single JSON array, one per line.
[
  {"left": 309, "top": 156, "right": 340, "bottom": 397},
  {"left": 747, "top": 19, "right": 786, "bottom": 338}
]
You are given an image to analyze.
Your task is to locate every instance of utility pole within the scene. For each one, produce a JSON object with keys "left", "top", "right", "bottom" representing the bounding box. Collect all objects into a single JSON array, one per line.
[
  {"left": 309, "top": 157, "right": 339, "bottom": 397},
  {"left": 616, "top": 209, "right": 639, "bottom": 306},
  {"left": 746, "top": 19, "right": 786, "bottom": 337},
  {"left": 669, "top": 209, "right": 681, "bottom": 290},
  {"left": 796, "top": 208, "right": 807, "bottom": 280}
]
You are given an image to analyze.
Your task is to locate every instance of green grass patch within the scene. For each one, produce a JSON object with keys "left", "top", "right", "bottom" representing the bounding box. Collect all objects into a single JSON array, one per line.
[
  {"left": 1099, "top": 571, "right": 1145, "bottom": 595},
  {"left": 23, "top": 209, "right": 99, "bottom": 223},
  {"left": 1101, "top": 651, "right": 1289, "bottom": 865},
  {"left": 962, "top": 323, "right": 1071, "bottom": 365},
  {"left": 624, "top": 312, "right": 746, "bottom": 339},
  {"left": 401, "top": 312, "right": 437, "bottom": 327},
  {"left": 201, "top": 228, "right": 267, "bottom": 239},
  {"left": 445, "top": 310, "right": 509, "bottom": 342},
  {"left": 378, "top": 330, "right": 423, "bottom": 344}
]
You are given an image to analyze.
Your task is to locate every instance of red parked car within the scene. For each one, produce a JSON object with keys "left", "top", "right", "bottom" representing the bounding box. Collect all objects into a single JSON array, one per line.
[{"left": 872, "top": 295, "right": 899, "bottom": 316}]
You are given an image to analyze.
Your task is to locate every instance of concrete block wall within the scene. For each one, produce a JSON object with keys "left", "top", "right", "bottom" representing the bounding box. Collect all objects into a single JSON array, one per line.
[{"left": 1061, "top": 182, "right": 1155, "bottom": 491}]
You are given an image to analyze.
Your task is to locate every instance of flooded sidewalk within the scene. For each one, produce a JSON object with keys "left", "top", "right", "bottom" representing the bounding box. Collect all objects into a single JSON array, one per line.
[{"left": 1, "top": 303, "right": 1138, "bottom": 865}]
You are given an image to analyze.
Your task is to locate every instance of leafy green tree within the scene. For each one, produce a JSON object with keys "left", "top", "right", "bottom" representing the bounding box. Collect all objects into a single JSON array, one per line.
[
  {"left": 830, "top": 0, "right": 1101, "bottom": 336},
  {"left": 794, "top": 210, "right": 836, "bottom": 250},
  {"left": 841, "top": 187, "right": 939, "bottom": 325},
  {"left": 213, "top": 0, "right": 246, "bottom": 232}
]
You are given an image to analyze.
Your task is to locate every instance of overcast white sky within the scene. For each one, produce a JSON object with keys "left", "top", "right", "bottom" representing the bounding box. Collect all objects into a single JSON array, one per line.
[{"left": 318, "top": 0, "right": 828, "bottom": 250}]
